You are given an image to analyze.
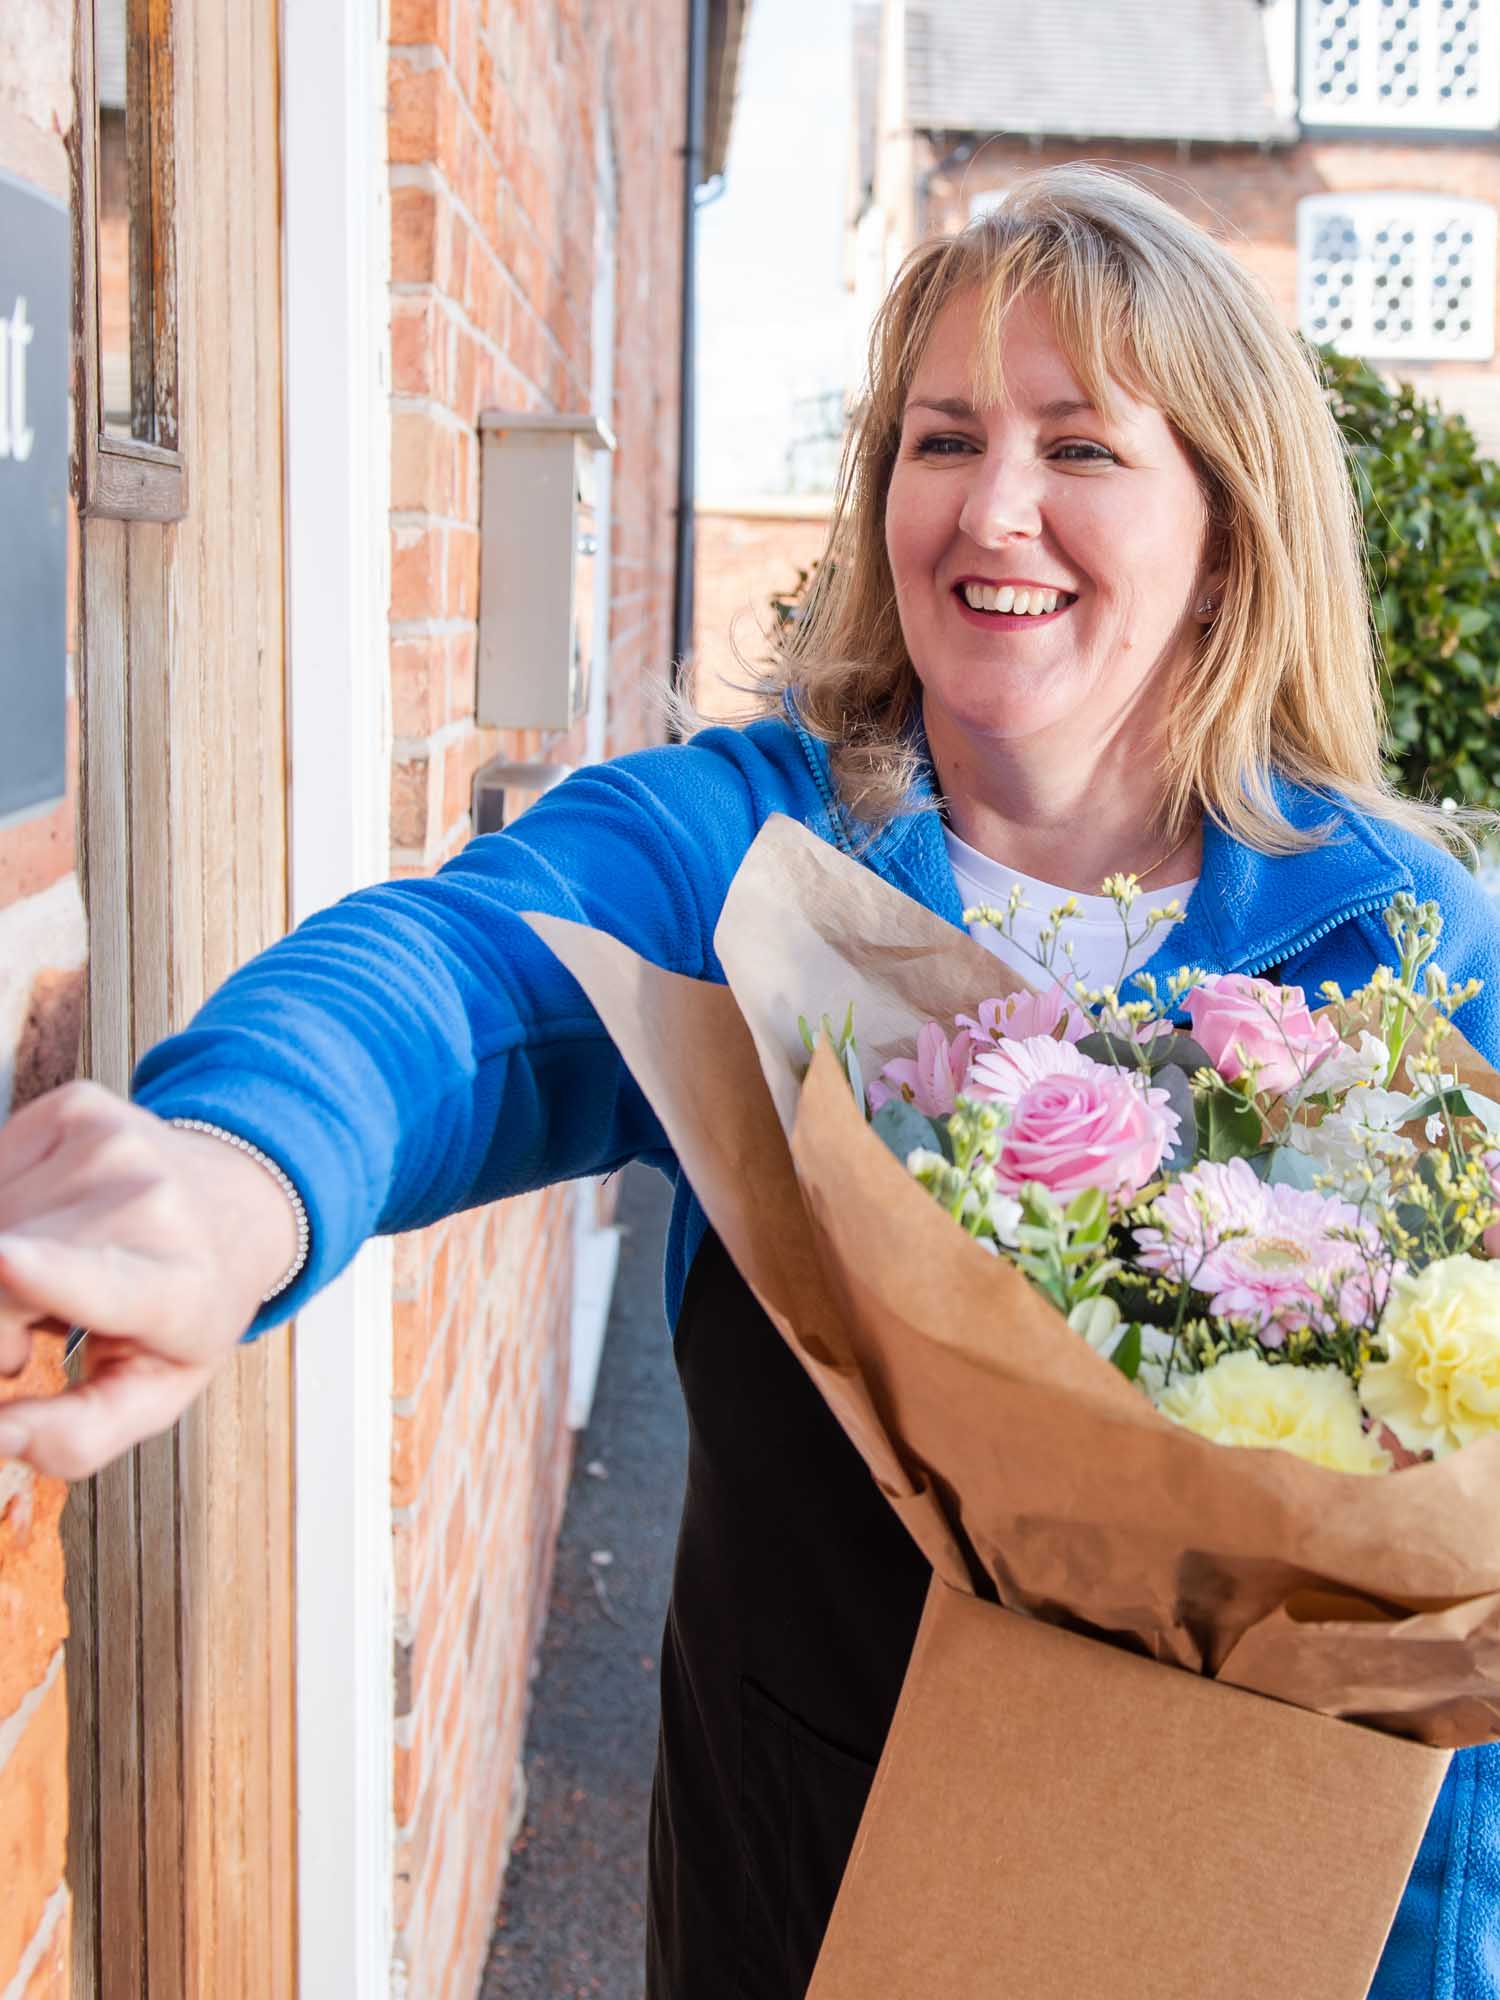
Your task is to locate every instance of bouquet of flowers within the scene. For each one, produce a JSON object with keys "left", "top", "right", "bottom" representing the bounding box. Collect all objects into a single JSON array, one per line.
[
  {"left": 854, "top": 880, "right": 1500, "bottom": 1479},
  {"left": 528, "top": 816, "right": 1500, "bottom": 2000}
]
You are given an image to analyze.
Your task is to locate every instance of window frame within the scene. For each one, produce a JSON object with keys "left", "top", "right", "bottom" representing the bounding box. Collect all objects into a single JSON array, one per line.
[
  {"left": 1297, "top": 190, "right": 1498, "bottom": 364},
  {"left": 1297, "top": 0, "right": 1500, "bottom": 136},
  {"left": 75, "top": 0, "right": 186, "bottom": 521}
]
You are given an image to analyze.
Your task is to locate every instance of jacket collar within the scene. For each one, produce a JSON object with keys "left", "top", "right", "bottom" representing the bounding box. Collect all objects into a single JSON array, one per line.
[{"left": 788, "top": 711, "right": 1411, "bottom": 980}]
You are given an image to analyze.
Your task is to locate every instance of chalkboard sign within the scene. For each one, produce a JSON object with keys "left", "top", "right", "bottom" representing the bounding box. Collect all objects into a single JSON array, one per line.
[{"left": 0, "top": 171, "right": 68, "bottom": 822}]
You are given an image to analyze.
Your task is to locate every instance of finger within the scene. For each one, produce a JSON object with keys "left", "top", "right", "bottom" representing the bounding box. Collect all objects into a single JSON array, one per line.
[
  {"left": 0, "top": 1080, "right": 111, "bottom": 1186},
  {"left": 0, "top": 1233, "right": 207, "bottom": 1357},
  {"left": 0, "top": 1353, "right": 213, "bottom": 1481},
  {"left": 0, "top": 1322, "right": 29, "bottom": 1377}
]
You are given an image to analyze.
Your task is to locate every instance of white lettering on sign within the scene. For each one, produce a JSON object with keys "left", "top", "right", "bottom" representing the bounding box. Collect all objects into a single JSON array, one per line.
[{"left": 0, "top": 298, "right": 36, "bottom": 464}]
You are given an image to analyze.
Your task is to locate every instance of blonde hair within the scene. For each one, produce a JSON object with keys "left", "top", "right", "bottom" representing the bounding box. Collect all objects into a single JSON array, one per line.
[{"left": 736, "top": 164, "right": 1458, "bottom": 854}]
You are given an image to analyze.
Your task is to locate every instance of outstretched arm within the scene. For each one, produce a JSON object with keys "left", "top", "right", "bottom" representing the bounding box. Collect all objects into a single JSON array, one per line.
[{"left": 0, "top": 732, "right": 771, "bottom": 1476}]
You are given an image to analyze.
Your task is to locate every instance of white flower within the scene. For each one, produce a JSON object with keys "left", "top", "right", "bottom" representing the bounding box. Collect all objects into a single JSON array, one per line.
[
  {"left": 985, "top": 1190, "right": 1024, "bottom": 1247},
  {"left": 1287, "top": 1086, "right": 1417, "bottom": 1199},
  {"left": 1067, "top": 1295, "right": 1121, "bottom": 1353},
  {"left": 1307, "top": 1031, "right": 1390, "bottom": 1096}
]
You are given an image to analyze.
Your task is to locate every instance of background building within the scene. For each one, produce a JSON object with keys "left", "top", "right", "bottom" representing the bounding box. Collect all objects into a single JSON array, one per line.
[
  {"left": 697, "top": 0, "right": 1500, "bottom": 718},
  {"left": 854, "top": 0, "right": 1500, "bottom": 451}
]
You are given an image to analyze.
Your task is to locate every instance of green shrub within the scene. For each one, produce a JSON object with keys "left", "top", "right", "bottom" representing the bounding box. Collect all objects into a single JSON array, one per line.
[{"left": 1322, "top": 348, "right": 1500, "bottom": 808}]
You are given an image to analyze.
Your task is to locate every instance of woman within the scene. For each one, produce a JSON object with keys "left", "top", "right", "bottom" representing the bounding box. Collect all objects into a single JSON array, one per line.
[{"left": 1, "top": 167, "right": 1497, "bottom": 1995}]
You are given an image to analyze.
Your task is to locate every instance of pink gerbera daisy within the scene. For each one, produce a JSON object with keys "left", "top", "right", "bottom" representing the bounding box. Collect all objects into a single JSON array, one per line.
[
  {"left": 957, "top": 986, "right": 1090, "bottom": 1047},
  {"left": 1134, "top": 1156, "right": 1392, "bottom": 1342}
]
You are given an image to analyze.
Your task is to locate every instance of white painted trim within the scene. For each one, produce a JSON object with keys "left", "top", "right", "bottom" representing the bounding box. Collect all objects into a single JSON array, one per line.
[
  {"left": 566, "top": 1214, "right": 622, "bottom": 1431},
  {"left": 281, "top": 1, "right": 395, "bottom": 1993},
  {"left": 568, "top": 100, "right": 624, "bottom": 1435}
]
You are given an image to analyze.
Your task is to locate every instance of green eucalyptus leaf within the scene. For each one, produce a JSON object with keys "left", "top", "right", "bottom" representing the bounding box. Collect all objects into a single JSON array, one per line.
[
  {"left": 1266, "top": 1146, "right": 1320, "bottom": 1190},
  {"left": 1153, "top": 1064, "right": 1198, "bottom": 1173},
  {"left": 871, "top": 1100, "right": 940, "bottom": 1166},
  {"left": 1197, "top": 1084, "right": 1264, "bottom": 1164},
  {"left": 1407, "top": 1087, "right": 1477, "bottom": 1125},
  {"left": 1075, "top": 1032, "right": 1146, "bottom": 1069},
  {"left": 1150, "top": 1034, "right": 1217, "bottom": 1078}
]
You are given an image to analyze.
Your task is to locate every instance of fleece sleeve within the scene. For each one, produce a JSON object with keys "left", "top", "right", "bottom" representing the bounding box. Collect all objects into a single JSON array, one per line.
[{"left": 130, "top": 737, "right": 768, "bottom": 1334}]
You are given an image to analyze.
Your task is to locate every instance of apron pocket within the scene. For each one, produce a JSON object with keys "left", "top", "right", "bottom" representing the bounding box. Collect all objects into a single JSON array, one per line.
[{"left": 735, "top": 1676, "right": 878, "bottom": 2000}]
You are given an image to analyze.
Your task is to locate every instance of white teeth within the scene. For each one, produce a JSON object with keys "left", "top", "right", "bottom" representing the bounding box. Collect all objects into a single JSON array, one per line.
[{"left": 962, "top": 584, "right": 1069, "bottom": 615}]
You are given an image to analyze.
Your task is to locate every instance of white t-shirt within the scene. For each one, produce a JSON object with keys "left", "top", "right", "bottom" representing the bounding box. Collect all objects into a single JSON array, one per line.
[{"left": 943, "top": 828, "right": 1197, "bottom": 997}]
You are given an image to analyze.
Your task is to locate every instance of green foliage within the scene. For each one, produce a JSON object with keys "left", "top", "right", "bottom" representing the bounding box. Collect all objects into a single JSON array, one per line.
[{"left": 1321, "top": 347, "right": 1500, "bottom": 808}]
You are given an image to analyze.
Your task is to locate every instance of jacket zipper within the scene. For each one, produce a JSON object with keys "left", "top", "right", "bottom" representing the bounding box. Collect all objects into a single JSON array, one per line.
[{"left": 1242, "top": 893, "right": 1395, "bottom": 979}]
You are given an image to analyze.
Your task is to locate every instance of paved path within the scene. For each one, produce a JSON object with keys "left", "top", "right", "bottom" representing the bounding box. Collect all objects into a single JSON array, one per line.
[{"left": 479, "top": 1166, "right": 684, "bottom": 2000}]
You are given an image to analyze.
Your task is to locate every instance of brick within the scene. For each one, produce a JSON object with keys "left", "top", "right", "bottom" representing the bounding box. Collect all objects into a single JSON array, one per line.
[
  {"left": 391, "top": 1309, "right": 448, "bottom": 1506},
  {"left": 391, "top": 634, "right": 446, "bottom": 743},
  {"left": 445, "top": 526, "right": 480, "bottom": 621},
  {"left": 389, "top": 0, "right": 450, "bottom": 44},
  {"left": 443, "top": 1482, "right": 468, "bottom": 1585},
  {"left": 391, "top": 298, "right": 438, "bottom": 397},
  {"left": 390, "top": 752, "right": 437, "bottom": 858},
  {"left": 0, "top": 1671, "right": 68, "bottom": 1983},
  {"left": 21, "top": 1899, "right": 68, "bottom": 2000},
  {"left": 0, "top": 1446, "right": 67, "bottom": 1725},
  {"left": 391, "top": 184, "right": 439, "bottom": 286},
  {"left": 446, "top": 631, "right": 478, "bottom": 723},
  {"left": 392, "top": 407, "right": 460, "bottom": 517},
  {"left": 389, "top": 60, "right": 442, "bottom": 165},
  {"left": 390, "top": 521, "right": 444, "bottom": 623}
]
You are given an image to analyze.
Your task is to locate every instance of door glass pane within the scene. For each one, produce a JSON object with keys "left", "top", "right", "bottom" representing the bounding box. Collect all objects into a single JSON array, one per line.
[{"left": 96, "top": 0, "right": 158, "bottom": 443}]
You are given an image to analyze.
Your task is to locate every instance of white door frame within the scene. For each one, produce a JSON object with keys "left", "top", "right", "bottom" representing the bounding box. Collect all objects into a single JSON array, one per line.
[{"left": 280, "top": 0, "right": 395, "bottom": 1990}]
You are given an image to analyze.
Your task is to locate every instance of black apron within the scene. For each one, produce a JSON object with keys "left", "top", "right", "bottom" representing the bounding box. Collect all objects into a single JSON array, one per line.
[{"left": 646, "top": 1228, "right": 933, "bottom": 1998}]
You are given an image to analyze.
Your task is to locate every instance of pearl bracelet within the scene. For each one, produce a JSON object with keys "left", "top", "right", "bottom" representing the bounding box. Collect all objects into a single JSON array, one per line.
[{"left": 168, "top": 1117, "right": 312, "bottom": 1303}]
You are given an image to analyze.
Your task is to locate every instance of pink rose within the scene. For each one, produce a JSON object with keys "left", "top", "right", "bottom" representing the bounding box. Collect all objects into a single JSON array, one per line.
[
  {"left": 992, "top": 1065, "right": 1178, "bottom": 1207},
  {"left": 957, "top": 985, "right": 1089, "bottom": 1047},
  {"left": 1184, "top": 974, "right": 1345, "bottom": 1098},
  {"left": 868, "top": 1022, "right": 978, "bottom": 1118}
]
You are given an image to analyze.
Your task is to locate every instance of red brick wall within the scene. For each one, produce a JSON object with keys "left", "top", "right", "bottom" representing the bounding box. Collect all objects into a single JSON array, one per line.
[
  {"left": 694, "top": 501, "right": 834, "bottom": 721},
  {"left": 385, "top": 3, "right": 685, "bottom": 1992},
  {"left": 923, "top": 136, "right": 1500, "bottom": 452},
  {"left": 0, "top": 5, "right": 83, "bottom": 1993}
]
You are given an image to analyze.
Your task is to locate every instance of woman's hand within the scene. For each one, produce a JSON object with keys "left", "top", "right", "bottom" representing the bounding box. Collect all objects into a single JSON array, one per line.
[{"left": 0, "top": 1082, "right": 299, "bottom": 1479}]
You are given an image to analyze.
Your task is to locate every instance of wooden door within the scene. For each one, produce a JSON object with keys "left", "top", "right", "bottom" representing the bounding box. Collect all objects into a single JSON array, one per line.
[{"left": 67, "top": 1, "right": 296, "bottom": 1993}]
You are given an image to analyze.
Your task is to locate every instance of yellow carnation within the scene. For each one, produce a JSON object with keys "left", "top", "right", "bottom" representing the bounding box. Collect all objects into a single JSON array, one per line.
[
  {"left": 1157, "top": 1350, "right": 1390, "bottom": 1475},
  {"left": 1361, "top": 1255, "right": 1500, "bottom": 1458}
]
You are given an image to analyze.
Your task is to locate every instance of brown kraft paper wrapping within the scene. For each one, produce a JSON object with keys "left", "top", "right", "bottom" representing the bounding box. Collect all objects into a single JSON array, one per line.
[{"left": 525, "top": 814, "right": 1500, "bottom": 1993}]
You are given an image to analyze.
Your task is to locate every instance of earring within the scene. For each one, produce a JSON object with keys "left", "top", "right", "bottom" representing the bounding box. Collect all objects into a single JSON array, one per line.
[{"left": 1196, "top": 595, "right": 1216, "bottom": 619}]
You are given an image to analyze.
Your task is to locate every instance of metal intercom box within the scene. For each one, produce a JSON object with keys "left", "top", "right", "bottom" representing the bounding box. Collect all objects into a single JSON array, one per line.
[{"left": 477, "top": 410, "right": 615, "bottom": 732}]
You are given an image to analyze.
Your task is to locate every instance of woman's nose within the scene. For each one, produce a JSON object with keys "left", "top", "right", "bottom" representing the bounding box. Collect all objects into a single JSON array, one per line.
[{"left": 957, "top": 456, "right": 1043, "bottom": 547}]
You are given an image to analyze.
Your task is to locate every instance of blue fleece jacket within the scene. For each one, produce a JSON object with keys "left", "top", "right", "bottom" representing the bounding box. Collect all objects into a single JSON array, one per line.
[{"left": 132, "top": 713, "right": 1500, "bottom": 1998}]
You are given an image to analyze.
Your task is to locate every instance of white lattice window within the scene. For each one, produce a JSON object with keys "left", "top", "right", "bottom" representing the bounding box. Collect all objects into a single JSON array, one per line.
[
  {"left": 1298, "top": 194, "right": 1497, "bottom": 360},
  {"left": 1300, "top": 0, "right": 1500, "bottom": 130}
]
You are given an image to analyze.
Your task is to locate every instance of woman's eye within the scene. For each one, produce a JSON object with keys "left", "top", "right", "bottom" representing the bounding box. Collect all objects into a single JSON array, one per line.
[
  {"left": 1052, "top": 441, "right": 1117, "bottom": 464},
  {"left": 912, "top": 433, "right": 978, "bottom": 458}
]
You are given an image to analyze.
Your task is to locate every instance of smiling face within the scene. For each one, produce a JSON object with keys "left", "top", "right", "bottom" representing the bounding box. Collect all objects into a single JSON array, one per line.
[{"left": 885, "top": 288, "right": 1217, "bottom": 768}]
